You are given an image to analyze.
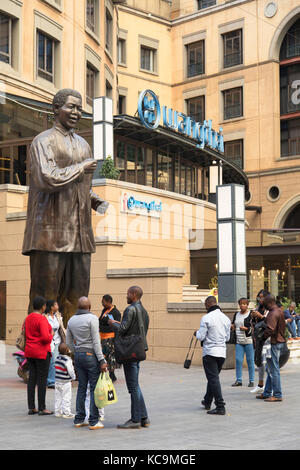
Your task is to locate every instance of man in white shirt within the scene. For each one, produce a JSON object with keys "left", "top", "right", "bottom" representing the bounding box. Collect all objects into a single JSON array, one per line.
[{"left": 194, "top": 296, "right": 231, "bottom": 415}]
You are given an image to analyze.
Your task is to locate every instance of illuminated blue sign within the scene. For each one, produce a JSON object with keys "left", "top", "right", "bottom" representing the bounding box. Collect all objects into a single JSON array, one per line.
[{"left": 137, "top": 89, "right": 224, "bottom": 153}]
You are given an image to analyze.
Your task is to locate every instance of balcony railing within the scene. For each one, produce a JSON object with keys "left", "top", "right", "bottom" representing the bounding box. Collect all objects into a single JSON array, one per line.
[
  {"left": 224, "top": 51, "right": 242, "bottom": 68},
  {"left": 197, "top": 0, "right": 216, "bottom": 9},
  {"left": 187, "top": 62, "right": 204, "bottom": 78},
  {"left": 281, "top": 137, "right": 300, "bottom": 157},
  {"left": 224, "top": 104, "right": 242, "bottom": 120}
]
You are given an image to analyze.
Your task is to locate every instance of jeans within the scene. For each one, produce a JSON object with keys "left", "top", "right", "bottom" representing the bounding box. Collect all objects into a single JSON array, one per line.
[
  {"left": 264, "top": 343, "right": 285, "bottom": 398},
  {"left": 47, "top": 343, "right": 59, "bottom": 386},
  {"left": 123, "top": 361, "right": 148, "bottom": 423},
  {"left": 74, "top": 352, "right": 100, "bottom": 426},
  {"left": 202, "top": 355, "right": 226, "bottom": 410},
  {"left": 27, "top": 352, "right": 51, "bottom": 411},
  {"left": 294, "top": 318, "right": 300, "bottom": 337},
  {"left": 287, "top": 320, "right": 297, "bottom": 338},
  {"left": 235, "top": 343, "right": 255, "bottom": 383}
]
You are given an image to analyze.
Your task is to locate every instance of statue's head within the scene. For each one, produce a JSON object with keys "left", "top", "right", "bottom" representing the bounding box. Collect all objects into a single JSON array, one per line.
[{"left": 52, "top": 88, "right": 82, "bottom": 130}]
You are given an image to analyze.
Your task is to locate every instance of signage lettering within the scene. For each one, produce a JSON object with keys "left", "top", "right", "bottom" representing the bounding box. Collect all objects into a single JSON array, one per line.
[{"left": 138, "top": 90, "right": 224, "bottom": 152}]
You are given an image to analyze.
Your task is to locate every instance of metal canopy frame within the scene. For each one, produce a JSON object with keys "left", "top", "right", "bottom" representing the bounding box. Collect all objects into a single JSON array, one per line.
[{"left": 113, "top": 114, "right": 249, "bottom": 191}]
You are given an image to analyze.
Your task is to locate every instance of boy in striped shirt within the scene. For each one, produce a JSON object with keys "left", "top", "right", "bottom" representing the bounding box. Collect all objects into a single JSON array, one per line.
[{"left": 55, "top": 343, "right": 76, "bottom": 418}]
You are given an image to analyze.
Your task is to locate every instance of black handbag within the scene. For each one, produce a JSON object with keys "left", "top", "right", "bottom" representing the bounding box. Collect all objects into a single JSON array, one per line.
[
  {"left": 114, "top": 308, "right": 146, "bottom": 363},
  {"left": 227, "top": 328, "right": 236, "bottom": 345},
  {"left": 184, "top": 335, "right": 199, "bottom": 369}
]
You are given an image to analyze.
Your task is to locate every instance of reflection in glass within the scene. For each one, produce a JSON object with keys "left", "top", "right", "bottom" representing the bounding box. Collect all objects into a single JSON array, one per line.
[
  {"left": 174, "top": 156, "right": 179, "bottom": 193},
  {"left": 127, "top": 144, "right": 136, "bottom": 183},
  {"left": 0, "top": 147, "right": 10, "bottom": 184},
  {"left": 137, "top": 147, "right": 145, "bottom": 185},
  {"left": 157, "top": 152, "right": 172, "bottom": 191},
  {"left": 116, "top": 141, "right": 125, "bottom": 181},
  {"left": 146, "top": 149, "right": 153, "bottom": 187}
]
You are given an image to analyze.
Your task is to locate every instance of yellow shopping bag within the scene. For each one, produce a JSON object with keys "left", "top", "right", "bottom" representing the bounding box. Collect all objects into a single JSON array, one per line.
[{"left": 94, "top": 372, "right": 118, "bottom": 408}]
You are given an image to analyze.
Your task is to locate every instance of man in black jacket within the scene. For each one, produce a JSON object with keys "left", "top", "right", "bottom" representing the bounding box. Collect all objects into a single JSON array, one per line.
[{"left": 109, "top": 286, "right": 150, "bottom": 429}]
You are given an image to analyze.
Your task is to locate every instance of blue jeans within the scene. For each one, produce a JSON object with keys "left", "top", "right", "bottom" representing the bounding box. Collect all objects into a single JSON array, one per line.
[
  {"left": 123, "top": 361, "right": 148, "bottom": 423},
  {"left": 74, "top": 352, "right": 100, "bottom": 426},
  {"left": 47, "top": 343, "right": 59, "bottom": 386},
  {"left": 287, "top": 320, "right": 297, "bottom": 338},
  {"left": 295, "top": 318, "right": 300, "bottom": 337},
  {"left": 264, "top": 343, "right": 285, "bottom": 399},
  {"left": 235, "top": 343, "right": 255, "bottom": 383}
]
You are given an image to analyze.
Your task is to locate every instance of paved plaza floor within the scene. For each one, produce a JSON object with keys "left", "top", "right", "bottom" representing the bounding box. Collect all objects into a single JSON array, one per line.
[{"left": 0, "top": 344, "right": 299, "bottom": 451}]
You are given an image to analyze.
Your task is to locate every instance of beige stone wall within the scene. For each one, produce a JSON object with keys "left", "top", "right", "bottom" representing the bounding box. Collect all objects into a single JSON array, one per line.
[
  {"left": 0, "top": 0, "right": 118, "bottom": 113},
  {"left": 0, "top": 181, "right": 217, "bottom": 364},
  {"left": 118, "top": 0, "right": 300, "bottom": 235}
]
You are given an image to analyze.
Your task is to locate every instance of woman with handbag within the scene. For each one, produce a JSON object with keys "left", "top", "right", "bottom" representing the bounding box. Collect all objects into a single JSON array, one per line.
[
  {"left": 44, "top": 300, "right": 66, "bottom": 388},
  {"left": 231, "top": 297, "right": 255, "bottom": 388},
  {"left": 25, "top": 296, "right": 53, "bottom": 415},
  {"left": 108, "top": 286, "right": 150, "bottom": 430}
]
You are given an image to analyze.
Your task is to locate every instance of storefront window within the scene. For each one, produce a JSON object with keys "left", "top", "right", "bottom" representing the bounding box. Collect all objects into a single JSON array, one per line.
[
  {"left": 181, "top": 163, "right": 186, "bottom": 194},
  {"left": 146, "top": 148, "right": 153, "bottom": 187},
  {"left": 137, "top": 147, "right": 145, "bottom": 185},
  {"left": 174, "top": 156, "right": 180, "bottom": 193},
  {"left": 0, "top": 147, "right": 10, "bottom": 184},
  {"left": 157, "top": 152, "right": 172, "bottom": 191},
  {"left": 186, "top": 165, "right": 192, "bottom": 196},
  {"left": 127, "top": 144, "right": 136, "bottom": 183},
  {"left": 116, "top": 141, "right": 125, "bottom": 181}
]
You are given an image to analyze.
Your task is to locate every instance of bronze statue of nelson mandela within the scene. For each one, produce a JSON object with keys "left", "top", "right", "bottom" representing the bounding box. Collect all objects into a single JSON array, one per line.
[{"left": 22, "top": 88, "right": 108, "bottom": 322}]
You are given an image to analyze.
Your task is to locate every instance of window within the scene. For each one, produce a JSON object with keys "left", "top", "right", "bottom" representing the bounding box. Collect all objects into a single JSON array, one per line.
[
  {"left": 118, "top": 95, "right": 126, "bottom": 114},
  {"left": 224, "top": 139, "right": 244, "bottom": 168},
  {"left": 197, "top": 0, "right": 216, "bottom": 10},
  {"left": 187, "top": 41, "right": 204, "bottom": 77},
  {"left": 187, "top": 96, "right": 205, "bottom": 123},
  {"left": 117, "top": 38, "right": 126, "bottom": 65},
  {"left": 280, "top": 64, "right": 300, "bottom": 115},
  {"left": 37, "top": 32, "right": 54, "bottom": 83},
  {"left": 223, "top": 87, "right": 243, "bottom": 120},
  {"left": 281, "top": 118, "right": 300, "bottom": 157},
  {"left": 0, "top": 13, "right": 11, "bottom": 64},
  {"left": 106, "top": 80, "right": 112, "bottom": 99},
  {"left": 86, "top": 63, "right": 96, "bottom": 107},
  {"left": 280, "top": 19, "right": 300, "bottom": 60},
  {"left": 86, "top": 0, "right": 96, "bottom": 33},
  {"left": 140, "top": 46, "right": 156, "bottom": 73},
  {"left": 223, "top": 29, "right": 243, "bottom": 68},
  {"left": 105, "top": 8, "right": 113, "bottom": 53}
]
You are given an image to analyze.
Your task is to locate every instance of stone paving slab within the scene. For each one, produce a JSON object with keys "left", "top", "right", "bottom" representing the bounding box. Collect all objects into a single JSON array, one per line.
[{"left": 0, "top": 344, "right": 300, "bottom": 451}]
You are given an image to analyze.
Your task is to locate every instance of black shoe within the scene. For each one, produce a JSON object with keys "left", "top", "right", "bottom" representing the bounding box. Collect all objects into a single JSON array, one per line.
[
  {"left": 141, "top": 417, "right": 150, "bottom": 428},
  {"left": 47, "top": 384, "right": 55, "bottom": 389},
  {"left": 231, "top": 381, "right": 242, "bottom": 387},
  {"left": 207, "top": 408, "right": 226, "bottom": 416},
  {"left": 117, "top": 419, "right": 141, "bottom": 429},
  {"left": 28, "top": 409, "right": 38, "bottom": 415},
  {"left": 201, "top": 400, "right": 211, "bottom": 410},
  {"left": 248, "top": 381, "right": 254, "bottom": 388}
]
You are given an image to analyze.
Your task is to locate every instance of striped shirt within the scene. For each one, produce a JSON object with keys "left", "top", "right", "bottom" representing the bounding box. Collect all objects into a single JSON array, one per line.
[{"left": 55, "top": 354, "right": 76, "bottom": 382}]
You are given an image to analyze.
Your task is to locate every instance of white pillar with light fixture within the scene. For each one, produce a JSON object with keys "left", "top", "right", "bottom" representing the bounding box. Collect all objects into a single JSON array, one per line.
[
  {"left": 209, "top": 161, "right": 223, "bottom": 203},
  {"left": 92, "top": 96, "right": 114, "bottom": 178},
  {"left": 216, "top": 183, "right": 247, "bottom": 304}
]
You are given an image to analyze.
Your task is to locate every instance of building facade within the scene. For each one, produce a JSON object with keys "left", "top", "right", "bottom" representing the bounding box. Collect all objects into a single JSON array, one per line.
[
  {"left": 117, "top": 0, "right": 300, "bottom": 303},
  {"left": 1, "top": 0, "right": 300, "bottom": 363}
]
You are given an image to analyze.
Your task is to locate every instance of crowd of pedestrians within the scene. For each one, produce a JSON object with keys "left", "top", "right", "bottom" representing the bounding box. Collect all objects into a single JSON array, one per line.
[
  {"left": 23, "top": 283, "right": 293, "bottom": 425},
  {"left": 23, "top": 285, "right": 150, "bottom": 430}
]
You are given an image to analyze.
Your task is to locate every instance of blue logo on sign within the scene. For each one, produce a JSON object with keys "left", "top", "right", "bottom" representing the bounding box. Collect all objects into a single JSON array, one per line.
[
  {"left": 137, "top": 90, "right": 224, "bottom": 153},
  {"left": 137, "top": 90, "right": 161, "bottom": 130},
  {"left": 127, "top": 196, "right": 162, "bottom": 213}
]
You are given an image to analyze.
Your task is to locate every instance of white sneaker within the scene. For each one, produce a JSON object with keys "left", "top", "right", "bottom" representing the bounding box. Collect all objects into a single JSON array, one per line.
[
  {"left": 89, "top": 421, "right": 104, "bottom": 430},
  {"left": 62, "top": 413, "right": 75, "bottom": 419},
  {"left": 250, "top": 385, "right": 264, "bottom": 394},
  {"left": 55, "top": 413, "right": 63, "bottom": 418}
]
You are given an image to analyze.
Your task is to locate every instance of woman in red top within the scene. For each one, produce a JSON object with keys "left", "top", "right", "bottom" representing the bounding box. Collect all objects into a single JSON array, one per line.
[{"left": 25, "top": 296, "right": 53, "bottom": 415}]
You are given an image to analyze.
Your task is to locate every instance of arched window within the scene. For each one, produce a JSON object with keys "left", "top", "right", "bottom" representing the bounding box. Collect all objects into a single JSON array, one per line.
[{"left": 283, "top": 204, "right": 300, "bottom": 229}]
